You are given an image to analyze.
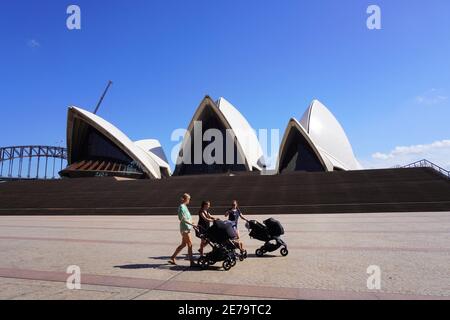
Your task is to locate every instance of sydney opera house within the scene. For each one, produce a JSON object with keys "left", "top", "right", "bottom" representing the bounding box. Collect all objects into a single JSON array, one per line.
[
  {"left": 277, "top": 100, "right": 362, "bottom": 173},
  {"left": 58, "top": 96, "right": 362, "bottom": 179},
  {"left": 1, "top": 94, "right": 449, "bottom": 216},
  {"left": 59, "top": 107, "right": 171, "bottom": 179},
  {"left": 173, "top": 96, "right": 265, "bottom": 176}
]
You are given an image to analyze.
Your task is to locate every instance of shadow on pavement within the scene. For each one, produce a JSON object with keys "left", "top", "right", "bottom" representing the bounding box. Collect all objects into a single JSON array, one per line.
[
  {"left": 114, "top": 263, "right": 186, "bottom": 271},
  {"left": 149, "top": 253, "right": 206, "bottom": 261},
  {"left": 116, "top": 259, "right": 229, "bottom": 271},
  {"left": 150, "top": 255, "right": 177, "bottom": 260},
  {"left": 246, "top": 253, "right": 278, "bottom": 258}
]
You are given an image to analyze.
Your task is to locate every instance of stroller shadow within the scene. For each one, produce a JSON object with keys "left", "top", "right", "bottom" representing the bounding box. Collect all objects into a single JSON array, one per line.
[
  {"left": 114, "top": 262, "right": 223, "bottom": 272},
  {"left": 115, "top": 252, "right": 217, "bottom": 271},
  {"left": 150, "top": 255, "right": 177, "bottom": 260},
  {"left": 247, "top": 253, "right": 278, "bottom": 258},
  {"left": 187, "top": 265, "right": 223, "bottom": 272},
  {"left": 145, "top": 255, "right": 227, "bottom": 271},
  {"left": 114, "top": 263, "right": 186, "bottom": 271},
  {"left": 149, "top": 253, "right": 201, "bottom": 261}
]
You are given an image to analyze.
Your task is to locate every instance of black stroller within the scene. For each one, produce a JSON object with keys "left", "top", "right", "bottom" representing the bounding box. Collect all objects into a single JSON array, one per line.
[
  {"left": 247, "top": 218, "right": 288, "bottom": 257},
  {"left": 195, "top": 220, "right": 247, "bottom": 271}
]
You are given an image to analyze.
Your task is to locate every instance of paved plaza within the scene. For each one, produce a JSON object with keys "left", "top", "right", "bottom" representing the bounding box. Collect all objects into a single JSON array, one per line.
[{"left": 0, "top": 212, "right": 449, "bottom": 300}]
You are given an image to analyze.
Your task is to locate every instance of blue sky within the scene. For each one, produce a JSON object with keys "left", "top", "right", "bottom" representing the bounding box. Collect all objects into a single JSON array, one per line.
[{"left": 1, "top": 0, "right": 449, "bottom": 170}]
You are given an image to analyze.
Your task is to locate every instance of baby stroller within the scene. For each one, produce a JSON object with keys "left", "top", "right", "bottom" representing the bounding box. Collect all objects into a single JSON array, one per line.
[
  {"left": 247, "top": 218, "right": 288, "bottom": 257},
  {"left": 195, "top": 220, "right": 247, "bottom": 271}
]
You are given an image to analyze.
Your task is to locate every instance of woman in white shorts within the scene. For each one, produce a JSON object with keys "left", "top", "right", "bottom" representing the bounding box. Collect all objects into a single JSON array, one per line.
[{"left": 169, "top": 193, "right": 196, "bottom": 267}]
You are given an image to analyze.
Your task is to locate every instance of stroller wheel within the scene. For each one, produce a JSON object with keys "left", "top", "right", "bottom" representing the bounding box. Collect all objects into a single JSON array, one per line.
[
  {"left": 280, "top": 247, "right": 289, "bottom": 256},
  {"left": 230, "top": 259, "right": 237, "bottom": 267},
  {"left": 255, "top": 249, "right": 264, "bottom": 257},
  {"left": 198, "top": 256, "right": 209, "bottom": 269},
  {"left": 222, "top": 259, "right": 232, "bottom": 271}
]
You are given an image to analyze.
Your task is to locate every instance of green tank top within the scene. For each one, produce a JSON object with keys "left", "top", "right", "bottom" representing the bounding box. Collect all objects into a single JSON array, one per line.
[{"left": 178, "top": 204, "right": 192, "bottom": 232}]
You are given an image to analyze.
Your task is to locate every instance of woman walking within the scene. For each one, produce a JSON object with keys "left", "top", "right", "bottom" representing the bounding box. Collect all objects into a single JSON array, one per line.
[
  {"left": 225, "top": 200, "right": 249, "bottom": 240},
  {"left": 197, "top": 200, "right": 218, "bottom": 256},
  {"left": 225, "top": 200, "right": 249, "bottom": 255},
  {"left": 169, "top": 193, "right": 196, "bottom": 267}
]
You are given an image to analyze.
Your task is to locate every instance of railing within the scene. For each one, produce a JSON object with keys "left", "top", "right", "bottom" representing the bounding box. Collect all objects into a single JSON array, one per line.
[{"left": 402, "top": 159, "right": 450, "bottom": 180}]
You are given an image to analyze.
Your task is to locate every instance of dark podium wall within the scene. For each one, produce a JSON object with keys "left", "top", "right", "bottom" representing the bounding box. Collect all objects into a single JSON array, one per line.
[{"left": 0, "top": 168, "right": 449, "bottom": 215}]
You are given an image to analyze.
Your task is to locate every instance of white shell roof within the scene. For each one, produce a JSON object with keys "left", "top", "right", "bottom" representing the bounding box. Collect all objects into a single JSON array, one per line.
[
  {"left": 68, "top": 106, "right": 164, "bottom": 179},
  {"left": 299, "top": 100, "right": 361, "bottom": 171},
  {"left": 277, "top": 118, "right": 334, "bottom": 172},
  {"left": 134, "top": 139, "right": 171, "bottom": 174},
  {"left": 175, "top": 96, "right": 265, "bottom": 171},
  {"left": 216, "top": 97, "right": 265, "bottom": 170}
]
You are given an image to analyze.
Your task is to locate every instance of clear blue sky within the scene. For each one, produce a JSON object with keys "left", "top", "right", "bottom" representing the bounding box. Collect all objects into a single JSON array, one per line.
[{"left": 1, "top": 0, "right": 449, "bottom": 169}]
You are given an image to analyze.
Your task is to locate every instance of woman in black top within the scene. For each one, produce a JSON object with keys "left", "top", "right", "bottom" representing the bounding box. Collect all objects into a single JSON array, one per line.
[{"left": 197, "top": 200, "right": 217, "bottom": 256}]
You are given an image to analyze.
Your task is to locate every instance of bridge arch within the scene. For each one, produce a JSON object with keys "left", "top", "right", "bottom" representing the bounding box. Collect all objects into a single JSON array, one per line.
[{"left": 0, "top": 146, "right": 67, "bottom": 180}]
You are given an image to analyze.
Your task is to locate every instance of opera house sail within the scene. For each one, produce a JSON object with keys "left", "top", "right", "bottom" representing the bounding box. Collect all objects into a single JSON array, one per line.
[
  {"left": 173, "top": 96, "right": 265, "bottom": 176},
  {"left": 277, "top": 100, "right": 362, "bottom": 173},
  {"left": 57, "top": 98, "right": 359, "bottom": 180},
  {"left": 60, "top": 107, "right": 170, "bottom": 179}
]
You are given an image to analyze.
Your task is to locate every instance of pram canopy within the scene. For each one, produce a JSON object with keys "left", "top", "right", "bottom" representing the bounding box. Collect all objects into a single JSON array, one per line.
[
  {"left": 264, "top": 218, "right": 284, "bottom": 237},
  {"left": 206, "top": 220, "right": 236, "bottom": 243},
  {"left": 248, "top": 218, "right": 284, "bottom": 241},
  {"left": 248, "top": 220, "right": 271, "bottom": 242}
]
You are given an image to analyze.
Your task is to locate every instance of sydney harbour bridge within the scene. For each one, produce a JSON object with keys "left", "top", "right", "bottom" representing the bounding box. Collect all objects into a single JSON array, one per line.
[{"left": 0, "top": 146, "right": 67, "bottom": 181}]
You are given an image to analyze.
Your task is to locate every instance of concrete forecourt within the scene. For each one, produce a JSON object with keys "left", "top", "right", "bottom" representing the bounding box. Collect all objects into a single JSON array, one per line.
[{"left": 0, "top": 212, "right": 449, "bottom": 300}]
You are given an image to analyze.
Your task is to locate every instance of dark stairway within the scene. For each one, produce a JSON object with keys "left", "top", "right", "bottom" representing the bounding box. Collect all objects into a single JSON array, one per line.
[{"left": 0, "top": 168, "right": 449, "bottom": 215}]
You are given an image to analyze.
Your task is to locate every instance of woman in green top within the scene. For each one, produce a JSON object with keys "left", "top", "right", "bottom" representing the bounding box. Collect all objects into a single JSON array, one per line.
[{"left": 169, "top": 193, "right": 196, "bottom": 267}]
